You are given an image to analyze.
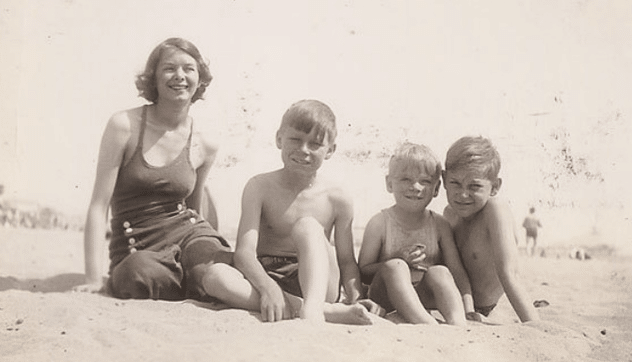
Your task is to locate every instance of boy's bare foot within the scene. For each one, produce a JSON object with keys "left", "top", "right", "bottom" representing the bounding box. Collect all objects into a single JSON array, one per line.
[
  {"left": 323, "top": 303, "right": 373, "bottom": 325},
  {"left": 299, "top": 304, "right": 326, "bottom": 323}
]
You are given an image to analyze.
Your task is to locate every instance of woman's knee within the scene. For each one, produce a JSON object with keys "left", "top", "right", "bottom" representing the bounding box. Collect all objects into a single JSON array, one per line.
[{"left": 110, "top": 250, "right": 183, "bottom": 300}]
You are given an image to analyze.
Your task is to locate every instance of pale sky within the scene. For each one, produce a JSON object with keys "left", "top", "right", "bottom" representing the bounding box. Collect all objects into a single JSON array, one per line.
[{"left": 1, "top": 0, "right": 631, "bottom": 219}]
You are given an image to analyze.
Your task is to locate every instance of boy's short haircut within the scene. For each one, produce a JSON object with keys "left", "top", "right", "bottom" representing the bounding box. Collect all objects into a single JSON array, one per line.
[
  {"left": 280, "top": 100, "right": 337, "bottom": 144},
  {"left": 135, "top": 37, "right": 213, "bottom": 104},
  {"left": 444, "top": 136, "right": 501, "bottom": 180},
  {"left": 389, "top": 142, "right": 442, "bottom": 181}
]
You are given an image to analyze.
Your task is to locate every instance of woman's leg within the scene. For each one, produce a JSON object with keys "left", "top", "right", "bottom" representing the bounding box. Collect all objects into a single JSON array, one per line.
[{"left": 109, "top": 245, "right": 184, "bottom": 300}]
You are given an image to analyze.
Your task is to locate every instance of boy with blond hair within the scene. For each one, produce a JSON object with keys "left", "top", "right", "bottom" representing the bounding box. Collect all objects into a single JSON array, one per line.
[
  {"left": 215, "top": 100, "right": 382, "bottom": 324},
  {"left": 359, "top": 143, "right": 475, "bottom": 325},
  {"left": 442, "top": 136, "right": 539, "bottom": 322}
]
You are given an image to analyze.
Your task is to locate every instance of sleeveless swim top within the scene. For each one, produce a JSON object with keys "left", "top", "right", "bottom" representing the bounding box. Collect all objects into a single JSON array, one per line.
[
  {"left": 380, "top": 208, "right": 443, "bottom": 268},
  {"left": 110, "top": 106, "right": 197, "bottom": 218}
]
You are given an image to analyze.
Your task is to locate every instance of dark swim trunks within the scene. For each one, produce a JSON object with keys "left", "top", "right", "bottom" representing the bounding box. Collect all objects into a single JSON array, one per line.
[
  {"left": 526, "top": 228, "right": 538, "bottom": 238},
  {"left": 258, "top": 256, "right": 302, "bottom": 298}
]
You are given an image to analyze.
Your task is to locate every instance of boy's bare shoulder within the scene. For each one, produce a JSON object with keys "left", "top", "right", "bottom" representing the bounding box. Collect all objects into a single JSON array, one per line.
[
  {"left": 366, "top": 209, "right": 387, "bottom": 228},
  {"left": 432, "top": 211, "right": 452, "bottom": 232},
  {"left": 319, "top": 176, "right": 353, "bottom": 205},
  {"left": 483, "top": 196, "right": 512, "bottom": 213},
  {"left": 247, "top": 170, "right": 281, "bottom": 189},
  {"left": 442, "top": 205, "right": 459, "bottom": 228},
  {"left": 480, "top": 197, "right": 514, "bottom": 224}
]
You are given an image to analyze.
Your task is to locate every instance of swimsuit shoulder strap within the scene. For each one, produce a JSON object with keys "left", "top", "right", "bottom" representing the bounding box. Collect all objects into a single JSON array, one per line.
[{"left": 136, "top": 105, "right": 148, "bottom": 151}]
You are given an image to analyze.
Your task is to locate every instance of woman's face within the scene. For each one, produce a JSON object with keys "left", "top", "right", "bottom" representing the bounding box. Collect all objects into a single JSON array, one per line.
[{"left": 154, "top": 48, "right": 200, "bottom": 104}]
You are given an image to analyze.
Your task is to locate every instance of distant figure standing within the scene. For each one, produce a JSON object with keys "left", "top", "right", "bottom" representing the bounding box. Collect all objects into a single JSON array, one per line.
[{"left": 522, "top": 207, "right": 542, "bottom": 257}]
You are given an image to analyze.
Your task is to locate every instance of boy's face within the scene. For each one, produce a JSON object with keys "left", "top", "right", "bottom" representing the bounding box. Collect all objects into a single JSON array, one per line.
[
  {"left": 386, "top": 165, "right": 440, "bottom": 213},
  {"left": 443, "top": 168, "right": 501, "bottom": 220},
  {"left": 276, "top": 126, "right": 335, "bottom": 175}
]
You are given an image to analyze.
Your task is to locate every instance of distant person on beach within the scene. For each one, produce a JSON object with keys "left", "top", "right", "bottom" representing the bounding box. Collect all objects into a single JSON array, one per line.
[
  {"left": 218, "top": 100, "right": 383, "bottom": 324},
  {"left": 442, "top": 136, "right": 540, "bottom": 322},
  {"left": 358, "top": 143, "right": 475, "bottom": 326},
  {"left": 76, "top": 38, "right": 236, "bottom": 302},
  {"left": 522, "top": 207, "right": 542, "bottom": 257}
]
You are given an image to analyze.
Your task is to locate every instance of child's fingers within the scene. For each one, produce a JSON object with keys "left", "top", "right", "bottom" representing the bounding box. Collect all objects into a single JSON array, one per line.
[
  {"left": 358, "top": 299, "right": 386, "bottom": 317},
  {"left": 408, "top": 244, "right": 427, "bottom": 257},
  {"left": 409, "top": 252, "right": 427, "bottom": 262}
]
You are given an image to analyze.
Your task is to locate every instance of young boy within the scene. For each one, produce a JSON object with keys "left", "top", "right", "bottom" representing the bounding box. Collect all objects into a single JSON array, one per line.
[
  {"left": 230, "top": 99, "right": 382, "bottom": 324},
  {"left": 358, "top": 143, "right": 475, "bottom": 326},
  {"left": 442, "top": 136, "right": 540, "bottom": 322}
]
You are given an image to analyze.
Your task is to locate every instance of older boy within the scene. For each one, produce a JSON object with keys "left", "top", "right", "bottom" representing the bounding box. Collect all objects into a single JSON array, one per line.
[
  {"left": 442, "top": 136, "right": 539, "bottom": 322},
  {"left": 227, "top": 100, "right": 381, "bottom": 324}
]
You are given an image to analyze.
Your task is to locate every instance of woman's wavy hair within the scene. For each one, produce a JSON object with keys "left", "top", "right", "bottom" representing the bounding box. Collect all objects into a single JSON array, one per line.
[{"left": 135, "top": 38, "right": 213, "bottom": 103}]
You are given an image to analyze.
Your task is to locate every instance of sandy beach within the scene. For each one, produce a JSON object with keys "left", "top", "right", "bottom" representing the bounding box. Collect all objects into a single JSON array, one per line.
[
  {"left": 2, "top": 1, "right": 632, "bottom": 361},
  {"left": 1, "top": 226, "right": 631, "bottom": 362}
]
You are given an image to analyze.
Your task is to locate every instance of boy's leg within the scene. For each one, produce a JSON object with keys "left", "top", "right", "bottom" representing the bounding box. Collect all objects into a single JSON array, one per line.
[
  {"left": 292, "top": 217, "right": 340, "bottom": 321},
  {"left": 181, "top": 238, "right": 262, "bottom": 311},
  {"left": 532, "top": 236, "right": 538, "bottom": 256},
  {"left": 374, "top": 258, "right": 438, "bottom": 325},
  {"left": 182, "top": 239, "right": 372, "bottom": 325},
  {"left": 109, "top": 245, "right": 184, "bottom": 300},
  {"left": 415, "top": 265, "right": 466, "bottom": 326}
]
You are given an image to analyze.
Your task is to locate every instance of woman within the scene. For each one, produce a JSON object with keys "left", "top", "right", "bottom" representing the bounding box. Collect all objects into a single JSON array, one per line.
[{"left": 77, "top": 38, "right": 233, "bottom": 301}]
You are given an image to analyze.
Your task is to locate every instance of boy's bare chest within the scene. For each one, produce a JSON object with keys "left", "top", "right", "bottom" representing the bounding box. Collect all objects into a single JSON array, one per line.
[
  {"left": 261, "top": 189, "right": 335, "bottom": 235},
  {"left": 454, "top": 221, "right": 491, "bottom": 267}
]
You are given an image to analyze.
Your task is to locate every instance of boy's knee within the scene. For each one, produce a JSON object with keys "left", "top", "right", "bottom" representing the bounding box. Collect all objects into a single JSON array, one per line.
[
  {"left": 381, "top": 258, "right": 410, "bottom": 275},
  {"left": 291, "top": 217, "right": 323, "bottom": 239},
  {"left": 424, "top": 265, "right": 454, "bottom": 286}
]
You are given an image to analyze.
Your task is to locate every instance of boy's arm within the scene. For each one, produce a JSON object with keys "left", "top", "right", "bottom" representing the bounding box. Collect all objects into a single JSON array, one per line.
[
  {"left": 358, "top": 213, "right": 386, "bottom": 278},
  {"left": 234, "top": 178, "right": 289, "bottom": 322},
  {"left": 487, "top": 199, "right": 540, "bottom": 322},
  {"left": 436, "top": 216, "right": 475, "bottom": 315},
  {"left": 332, "top": 190, "right": 363, "bottom": 303}
]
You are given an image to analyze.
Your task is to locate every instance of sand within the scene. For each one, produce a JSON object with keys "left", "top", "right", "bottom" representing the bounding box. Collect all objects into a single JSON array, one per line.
[{"left": 1, "top": 227, "right": 631, "bottom": 362}]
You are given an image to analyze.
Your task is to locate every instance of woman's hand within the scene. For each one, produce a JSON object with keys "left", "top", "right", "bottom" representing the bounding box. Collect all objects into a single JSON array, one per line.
[{"left": 73, "top": 278, "right": 106, "bottom": 294}]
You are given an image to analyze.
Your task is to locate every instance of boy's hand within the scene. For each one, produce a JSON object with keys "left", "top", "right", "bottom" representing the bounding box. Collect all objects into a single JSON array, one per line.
[
  {"left": 356, "top": 299, "right": 386, "bottom": 317},
  {"left": 397, "top": 244, "right": 427, "bottom": 270},
  {"left": 259, "top": 284, "right": 291, "bottom": 322},
  {"left": 466, "top": 311, "right": 484, "bottom": 322}
]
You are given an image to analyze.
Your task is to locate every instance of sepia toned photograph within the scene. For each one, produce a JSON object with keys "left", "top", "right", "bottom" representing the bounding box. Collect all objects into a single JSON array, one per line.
[{"left": 1, "top": 1, "right": 630, "bottom": 361}]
